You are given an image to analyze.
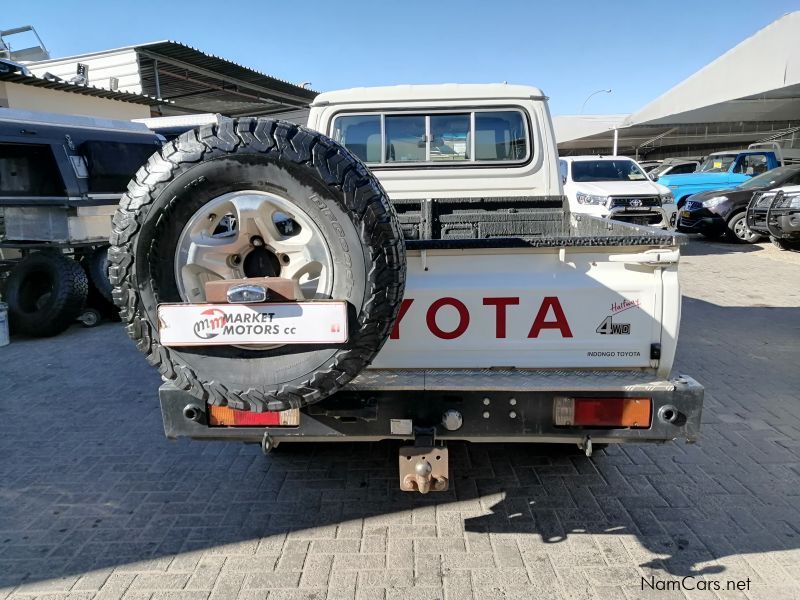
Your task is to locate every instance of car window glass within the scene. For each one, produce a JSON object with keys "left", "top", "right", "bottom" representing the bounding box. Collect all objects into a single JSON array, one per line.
[
  {"left": 430, "top": 114, "right": 469, "bottom": 161},
  {"left": 331, "top": 115, "right": 382, "bottom": 163},
  {"left": 699, "top": 155, "right": 736, "bottom": 173},
  {"left": 571, "top": 160, "right": 647, "bottom": 182},
  {"left": 672, "top": 163, "right": 696, "bottom": 175},
  {"left": 385, "top": 115, "right": 426, "bottom": 162},
  {"left": 734, "top": 154, "right": 768, "bottom": 175},
  {"left": 474, "top": 111, "right": 527, "bottom": 161}
]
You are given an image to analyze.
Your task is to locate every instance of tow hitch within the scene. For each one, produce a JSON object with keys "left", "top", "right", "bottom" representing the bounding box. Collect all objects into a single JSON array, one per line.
[{"left": 399, "top": 427, "right": 449, "bottom": 494}]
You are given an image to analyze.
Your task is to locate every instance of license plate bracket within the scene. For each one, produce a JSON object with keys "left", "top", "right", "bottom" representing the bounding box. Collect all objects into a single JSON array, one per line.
[{"left": 158, "top": 302, "right": 348, "bottom": 346}]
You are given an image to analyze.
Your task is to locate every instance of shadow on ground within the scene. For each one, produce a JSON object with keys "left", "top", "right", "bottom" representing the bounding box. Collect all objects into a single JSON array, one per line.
[{"left": 1, "top": 296, "right": 798, "bottom": 589}]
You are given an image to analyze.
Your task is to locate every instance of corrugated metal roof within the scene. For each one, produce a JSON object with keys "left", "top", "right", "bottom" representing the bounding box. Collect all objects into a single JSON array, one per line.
[
  {"left": 135, "top": 40, "right": 317, "bottom": 105},
  {"left": 0, "top": 71, "right": 168, "bottom": 105}
]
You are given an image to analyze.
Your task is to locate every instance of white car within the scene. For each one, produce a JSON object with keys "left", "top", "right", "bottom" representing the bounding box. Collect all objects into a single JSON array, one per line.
[{"left": 559, "top": 156, "right": 676, "bottom": 227}]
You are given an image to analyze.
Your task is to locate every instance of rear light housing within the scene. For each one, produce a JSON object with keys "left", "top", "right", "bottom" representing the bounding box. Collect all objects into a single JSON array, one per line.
[
  {"left": 207, "top": 405, "right": 300, "bottom": 427},
  {"left": 553, "top": 397, "right": 651, "bottom": 428}
]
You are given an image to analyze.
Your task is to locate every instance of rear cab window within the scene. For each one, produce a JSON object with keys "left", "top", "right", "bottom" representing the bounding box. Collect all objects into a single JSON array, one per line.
[{"left": 331, "top": 109, "right": 530, "bottom": 167}]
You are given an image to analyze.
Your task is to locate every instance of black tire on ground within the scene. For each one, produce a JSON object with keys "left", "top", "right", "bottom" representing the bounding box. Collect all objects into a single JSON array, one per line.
[
  {"left": 726, "top": 212, "right": 761, "bottom": 244},
  {"left": 109, "top": 118, "right": 406, "bottom": 412},
  {"left": 5, "top": 251, "right": 88, "bottom": 337},
  {"left": 87, "top": 245, "right": 114, "bottom": 302},
  {"left": 770, "top": 236, "right": 799, "bottom": 251}
]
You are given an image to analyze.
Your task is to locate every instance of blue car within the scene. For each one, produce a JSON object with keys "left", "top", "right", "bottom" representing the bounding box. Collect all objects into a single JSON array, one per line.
[{"left": 660, "top": 149, "right": 784, "bottom": 208}]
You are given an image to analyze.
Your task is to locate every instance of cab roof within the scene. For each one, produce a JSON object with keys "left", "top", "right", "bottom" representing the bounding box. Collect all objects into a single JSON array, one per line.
[{"left": 312, "top": 83, "right": 545, "bottom": 106}]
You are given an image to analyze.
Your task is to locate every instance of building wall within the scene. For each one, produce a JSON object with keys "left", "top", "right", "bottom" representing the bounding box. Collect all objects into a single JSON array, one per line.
[
  {"left": 0, "top": 82, "right": 150, "bottom": 120},
  {"left": 27, "top": 49, "right": 143, "bottom": 94}
]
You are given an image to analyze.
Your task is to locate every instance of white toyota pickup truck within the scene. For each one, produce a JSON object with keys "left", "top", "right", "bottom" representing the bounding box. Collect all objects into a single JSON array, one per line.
[
  {"left": 560, "top": 155, "right": 677, "bottom": 227},
  {"left": 109, "top": 84, "right": 703, "bottom": 493}
]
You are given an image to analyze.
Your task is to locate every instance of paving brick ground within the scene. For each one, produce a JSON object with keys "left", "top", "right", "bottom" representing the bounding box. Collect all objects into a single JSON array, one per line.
[{"left": 1, "top": 238, "right": 799, "bottom": 600}]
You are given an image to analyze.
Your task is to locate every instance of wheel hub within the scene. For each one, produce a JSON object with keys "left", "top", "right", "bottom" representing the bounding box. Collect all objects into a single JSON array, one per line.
[{"left": 174, "top": 190, "right": 333, "bottom": 303}]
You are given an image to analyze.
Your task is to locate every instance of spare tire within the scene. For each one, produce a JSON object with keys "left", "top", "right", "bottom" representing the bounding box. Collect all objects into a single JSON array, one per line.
[
  {"left": 6, "top": 251, "right": 88, "bottom": 337},
  {"left": 109, "top": 118, "right": 406, "bottom": 412}
]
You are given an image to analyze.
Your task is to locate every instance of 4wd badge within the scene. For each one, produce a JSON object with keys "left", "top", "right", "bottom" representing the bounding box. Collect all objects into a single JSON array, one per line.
[{"left": 596, "top": 315, "right": 631, "bottom": 335}]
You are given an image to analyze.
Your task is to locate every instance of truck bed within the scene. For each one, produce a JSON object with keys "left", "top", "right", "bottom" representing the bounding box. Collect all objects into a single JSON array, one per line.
[{"left": 394, "top": 195, "right": 681, "bottom": 247}]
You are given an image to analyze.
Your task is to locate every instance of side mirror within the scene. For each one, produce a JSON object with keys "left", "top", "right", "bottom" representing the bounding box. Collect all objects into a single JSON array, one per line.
[{"left": 561, "top": 175, "right": 567, "bottom": 185}]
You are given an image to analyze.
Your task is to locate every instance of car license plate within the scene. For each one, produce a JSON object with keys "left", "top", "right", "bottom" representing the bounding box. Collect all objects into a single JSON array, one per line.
[{"left": 158, "top": 302, "right": 348, "bottom": 346}]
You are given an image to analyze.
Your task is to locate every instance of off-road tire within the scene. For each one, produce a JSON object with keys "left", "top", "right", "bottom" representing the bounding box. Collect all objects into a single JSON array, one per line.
[
  {"left": 109, "top": 118, "right": 406, "bottom": 412},
  {"left": 5, "top": 251, "right": 88, "bottom": 337},
  {"left": 87, "top": 245, "right": 114, "bottom": 302}
]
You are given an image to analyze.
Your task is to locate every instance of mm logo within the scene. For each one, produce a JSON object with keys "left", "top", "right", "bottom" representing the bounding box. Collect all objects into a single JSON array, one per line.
[
  {"left": 193, "top": 308, "right": 228, "bottom": 339},
  {"left": 596, "top": 315, "right": 630, "bottom": 335}
]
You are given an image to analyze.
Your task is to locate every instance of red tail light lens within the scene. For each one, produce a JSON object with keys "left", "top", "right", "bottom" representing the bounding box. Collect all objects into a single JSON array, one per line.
[
  {"left": 207, "top": 405, "right": 300, "bottom": 427},
  {"left": 554, "top": 397, "right": 651, "bottom": 428}
]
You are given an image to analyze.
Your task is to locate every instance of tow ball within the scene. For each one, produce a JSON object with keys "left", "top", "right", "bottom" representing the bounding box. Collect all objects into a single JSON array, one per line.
[
  {"left": 399, "top": 447, "right": 449, "bottom": 493},
  {"left": 399, "top": 427, "right": 449, "bottom": 494}
]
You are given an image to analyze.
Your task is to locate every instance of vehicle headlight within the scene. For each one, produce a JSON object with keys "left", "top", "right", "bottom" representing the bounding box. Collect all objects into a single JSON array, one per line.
[
  {"left": 660, "top": 193, "right": 674, "bottom": 205},
  {"left": 576, "top": 192, "right": 607, "bottom": 205},
  {"left": 702, "top": 196, "right": 727, "bottom": 209}
]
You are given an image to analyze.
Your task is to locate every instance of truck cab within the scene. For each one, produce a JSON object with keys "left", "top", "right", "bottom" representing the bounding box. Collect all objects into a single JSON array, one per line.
[{"left": 660, "top": 146, "right": 788, "bottom": 207}]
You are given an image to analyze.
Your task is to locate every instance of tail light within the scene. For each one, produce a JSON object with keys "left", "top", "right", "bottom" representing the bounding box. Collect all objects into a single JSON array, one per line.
[
  {"left": 207, "top": 405, "right": 300, "bottom": 427},
  {"left": 553, "top": 397, "right": 651, "bottom": 428}
]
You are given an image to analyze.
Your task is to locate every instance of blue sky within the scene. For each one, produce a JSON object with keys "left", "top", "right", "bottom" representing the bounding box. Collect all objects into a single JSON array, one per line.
[{"left": 6, "top": 0, "right": 799, "bottom": 115}]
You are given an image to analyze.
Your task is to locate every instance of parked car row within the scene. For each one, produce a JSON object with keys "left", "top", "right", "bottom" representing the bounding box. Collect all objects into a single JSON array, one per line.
[
  {"left": 560, "top": 145, "right": 800, "bottom": 251},
  {"left": 677, "top": 165, "right": 800, "bottom": 243}
]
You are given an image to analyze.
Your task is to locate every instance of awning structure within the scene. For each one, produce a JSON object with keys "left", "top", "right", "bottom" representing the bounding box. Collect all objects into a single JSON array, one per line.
[
  {"left": 134, "top": 41, "right": 317, "bottom": 116},
  {"left": 556, "top": 12, "right": 800, "bottom": 159},
  {"left": 25, "top": 40, "right": 317, "bottom": 118}
]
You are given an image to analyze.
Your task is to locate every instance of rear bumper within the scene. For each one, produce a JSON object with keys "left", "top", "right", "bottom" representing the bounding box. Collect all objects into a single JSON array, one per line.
[{"left": 159, "top": 371, "right": 704, "bottom": 445}]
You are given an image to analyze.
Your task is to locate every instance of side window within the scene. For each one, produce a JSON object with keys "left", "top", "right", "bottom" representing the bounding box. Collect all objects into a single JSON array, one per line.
[
  {"left": 735, "top": 154, "right": 768, "bottom": 175},
  {"left": 672, "top": 163, "right": 696, "bottom": 175},
  {"left": 0, "top": 143, "right": 65, "bottom": 196},
  {"left": 385, "top": 115, "right": 426, "bottom": 162},
  {"left": 331, "top": 115, "right": 381, "bottom": 163},
  {"left": 559, "top": 160, "right": 568, "bottom": 183},
  {"left": 474, "top": 111, "right": 527, "bottom": 161}
]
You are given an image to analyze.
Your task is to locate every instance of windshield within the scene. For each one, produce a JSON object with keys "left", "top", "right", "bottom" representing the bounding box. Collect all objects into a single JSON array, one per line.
[
  {"left": 570, "top": 160, "right": 648, "bottom": 182},
  {"left": 699, "top": 154, "right": 736, "bottom": 173},
  {"left": 737, "top": 166, "right": 796, "bottom": 190}
]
